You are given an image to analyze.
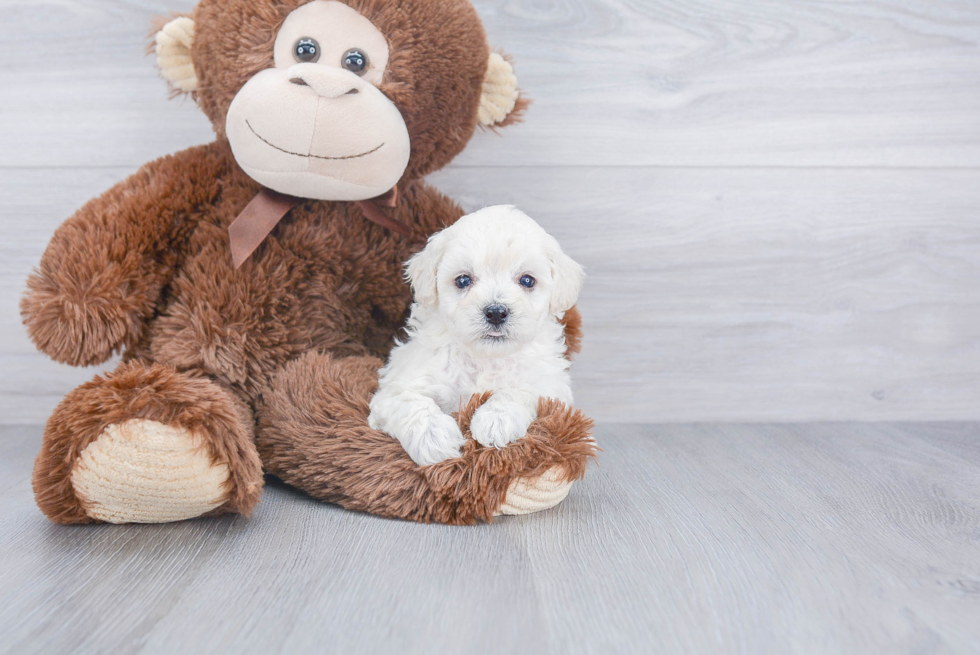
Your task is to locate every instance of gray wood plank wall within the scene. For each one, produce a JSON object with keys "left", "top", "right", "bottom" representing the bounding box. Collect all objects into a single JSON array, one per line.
[{"left": 2, "top": 0, "right": 979, "bottom": 424}]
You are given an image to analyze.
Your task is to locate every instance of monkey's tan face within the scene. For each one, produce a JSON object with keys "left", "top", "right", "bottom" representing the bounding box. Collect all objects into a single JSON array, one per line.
[{"left": 225, "top": 0, "right": 411, "bottom": 200}]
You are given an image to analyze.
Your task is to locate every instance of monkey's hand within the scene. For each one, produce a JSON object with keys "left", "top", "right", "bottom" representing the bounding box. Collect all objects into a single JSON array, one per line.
[
  {"left": 21, "top": 145, "right": 222, "bottom": 366},
  {"left": 22, "top": 260, "right": 150, "bottom": 367}
]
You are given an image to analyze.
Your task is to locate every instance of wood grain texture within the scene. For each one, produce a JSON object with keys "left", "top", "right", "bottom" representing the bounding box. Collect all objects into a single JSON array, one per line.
[
  {"left": 432, "top": 166, "right": 980, "bottom": 422},
  {"left": 3, "top": 166, "right": 979, "bottom": 423},
  {"left": 3, "top": 0, "right": 980, "bottom": 168},
  {"left": 3, "top": 0, "right": 980, "bottom": 423},
  {"left": 1, "top": 422, "right": 978, "bottom": 654}
]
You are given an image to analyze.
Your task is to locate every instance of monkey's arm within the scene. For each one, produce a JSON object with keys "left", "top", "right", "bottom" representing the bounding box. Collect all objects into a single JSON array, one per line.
[{"left": 21, "top": 143, "right": 230, "bottom": 366}]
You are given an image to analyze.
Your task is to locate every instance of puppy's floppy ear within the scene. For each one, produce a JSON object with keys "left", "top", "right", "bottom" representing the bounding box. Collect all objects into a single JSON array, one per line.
[
  {"left": 405, "top": 230, "right": 449, "bottom": 309},
  {"left": 547, "top": 237, "right": 585, "bottom": 316}
]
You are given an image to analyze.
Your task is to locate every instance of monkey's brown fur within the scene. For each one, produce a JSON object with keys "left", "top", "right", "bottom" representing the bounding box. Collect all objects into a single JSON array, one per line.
[
  {"left": 34, "top": 361, "right": 262, "bottom": 524},
  {"left": 23, "top": 0, "right": 593, "bottom": 524},
  {"left": 258, "top": 353, "right": 594, "bottom": 524}
]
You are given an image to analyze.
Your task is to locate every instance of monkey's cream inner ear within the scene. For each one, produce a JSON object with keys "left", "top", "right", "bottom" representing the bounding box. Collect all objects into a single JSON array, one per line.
[
  {"left": 155, "top": 16, "right": 197, "bottom": 93},
  {"left": 478, "top": 52, "right": 519, "bottom": 126}
]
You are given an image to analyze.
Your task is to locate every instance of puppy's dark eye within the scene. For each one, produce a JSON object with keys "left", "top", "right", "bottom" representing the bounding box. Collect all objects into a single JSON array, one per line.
[
  {"left": 341, "top": 48, "right": 369, "bottom": 75},
  {"left": 294, "top": 38, "right": 320, "bottom": 63},
  {"left": 519, "top": 274, "right": 535, "bottom": 288},
  {"left": 455, "top": 275, "right": 472, "bottom": 289}
]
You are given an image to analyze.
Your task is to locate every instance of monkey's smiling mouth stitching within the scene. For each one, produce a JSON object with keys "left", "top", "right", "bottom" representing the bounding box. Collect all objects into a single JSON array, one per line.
[{"left": 246, "top": 120, "right": 384, "bottom": 160}]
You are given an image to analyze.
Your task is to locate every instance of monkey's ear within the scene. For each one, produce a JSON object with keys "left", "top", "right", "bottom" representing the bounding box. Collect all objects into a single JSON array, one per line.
[
  {"left": 154, "top": 16, "right": 198, "bottom": 94},
  {"left": 478, "top": 52, "right": 528, "bottom": 128}
]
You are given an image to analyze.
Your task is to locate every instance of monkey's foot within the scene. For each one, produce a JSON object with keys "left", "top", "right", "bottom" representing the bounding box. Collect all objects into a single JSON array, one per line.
[
  {"left": 70, "top": 419, "right": 230, "bottom": 523},
  {"left": 495, "top": 466, "right": 573, "bottom": 516}
]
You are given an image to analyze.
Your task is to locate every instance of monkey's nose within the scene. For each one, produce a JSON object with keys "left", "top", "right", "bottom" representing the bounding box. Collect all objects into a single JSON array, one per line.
[
  {"left": 484, "top": 304, "right": 509, "bottom": 327},
  {"left": 287, "top": 65, "right": 362, "bottom": 99},
  {"left": 292, "top": 77, "right": 355, "bottom": 92}
]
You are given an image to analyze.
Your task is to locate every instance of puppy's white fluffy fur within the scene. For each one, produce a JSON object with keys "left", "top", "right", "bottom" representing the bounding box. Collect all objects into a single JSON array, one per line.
[{"left": 368, "top": 205, "right": 585, "bottom": 466}]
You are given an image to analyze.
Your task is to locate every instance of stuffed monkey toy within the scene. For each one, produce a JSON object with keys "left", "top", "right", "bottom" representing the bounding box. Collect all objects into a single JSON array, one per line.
[{"left": 22, "top": 0, "right": 595, "bottom": 525}]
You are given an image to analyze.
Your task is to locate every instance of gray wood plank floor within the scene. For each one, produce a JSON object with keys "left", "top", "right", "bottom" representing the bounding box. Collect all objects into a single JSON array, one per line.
[{"left": 2, "top": 423, "right": 978, "bottom": 654}]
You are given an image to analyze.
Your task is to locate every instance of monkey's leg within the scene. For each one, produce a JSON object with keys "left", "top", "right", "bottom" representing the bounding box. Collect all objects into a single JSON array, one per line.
[
  {"left": 256, "top": 352, "right": 596, "bottom": 524},
  {"left": 33, "top": 361, "right": 263, "bottom": 524}
]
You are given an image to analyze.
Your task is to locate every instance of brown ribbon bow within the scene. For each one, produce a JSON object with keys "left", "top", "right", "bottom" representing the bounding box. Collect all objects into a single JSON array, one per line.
[{"left": 228, "top": 186, "right": 412, "bottom": 269}]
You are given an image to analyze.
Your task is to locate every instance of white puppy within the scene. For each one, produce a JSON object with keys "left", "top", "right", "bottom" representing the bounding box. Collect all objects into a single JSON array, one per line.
[{"left": 368, "top": 205, "right": 585, "bottom": 466}]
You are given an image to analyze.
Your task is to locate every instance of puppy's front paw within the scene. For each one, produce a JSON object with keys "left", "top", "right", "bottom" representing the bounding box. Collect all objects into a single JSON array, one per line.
[
  {"left": 471, "top": 402, "right": 533, "bottom": 449},
  {"left": 409, "top": 413, "right": 466, "bottom": 466}
]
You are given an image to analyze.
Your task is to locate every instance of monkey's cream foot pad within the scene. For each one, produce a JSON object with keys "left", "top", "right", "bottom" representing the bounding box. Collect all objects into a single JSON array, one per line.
[
  {"left": 70, "top": 419, "right": 230, "bottom": 524},
  {"left": 495, "top": 466, "right": 573, "bottom": 516}
]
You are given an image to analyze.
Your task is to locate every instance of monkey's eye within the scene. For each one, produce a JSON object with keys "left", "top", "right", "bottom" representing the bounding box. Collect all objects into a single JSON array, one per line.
[
  {"left": 455, "top": 275, "right": 472, "bottom": 290},
  {"left": 341, "top": 49, "right": 369, "bottom": 75},
  {"left": 294, "top": 38, "right": 320, "bottom": 63},
  {"left": 519, "top": 275, "right": 536, "bottom": 288}
]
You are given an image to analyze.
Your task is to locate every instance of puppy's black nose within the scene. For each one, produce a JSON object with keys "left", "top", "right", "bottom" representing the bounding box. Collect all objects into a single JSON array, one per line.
[{"left": 484, "top": 304, "right": 509, "bottom": 326}]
